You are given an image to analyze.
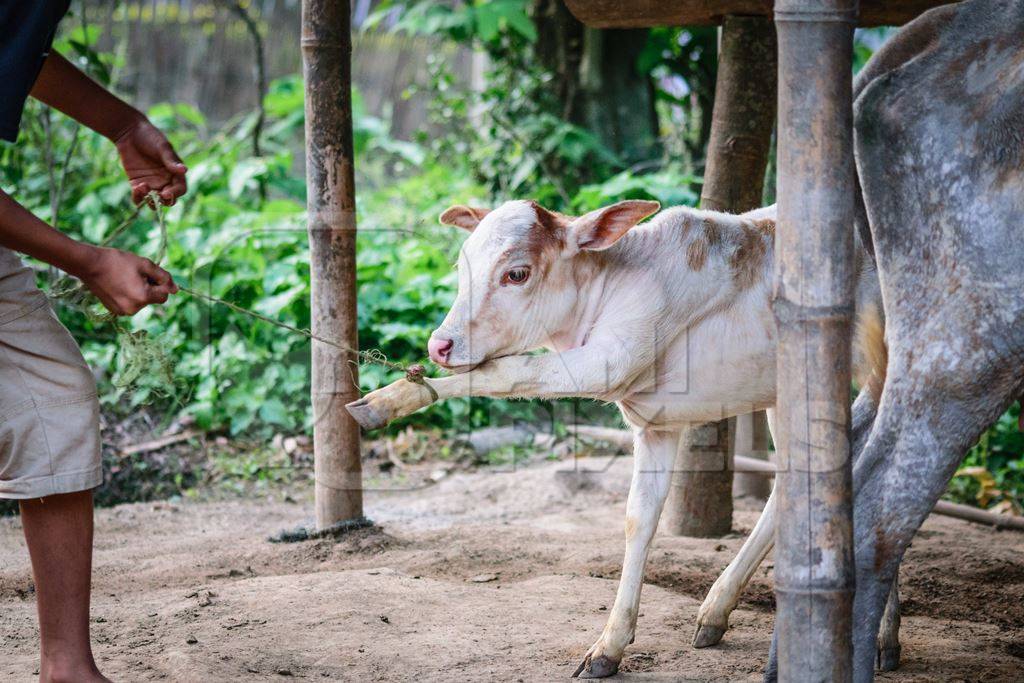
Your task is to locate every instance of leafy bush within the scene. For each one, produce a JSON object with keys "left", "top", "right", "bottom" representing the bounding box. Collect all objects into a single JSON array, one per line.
[{"left": 0, "top": 12, "right": 641, "bottom": 450}]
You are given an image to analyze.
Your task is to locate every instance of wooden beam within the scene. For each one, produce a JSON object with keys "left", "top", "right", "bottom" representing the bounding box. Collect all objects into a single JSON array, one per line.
[
  {"left": 730, "top": 457, "right": 1024, "bottom": 532},
  {"left": 302, "top": 0, "right": 364, "bottom": 528},
  {"left": 563, "top": 0, "right": 959, "bottom": 28}
]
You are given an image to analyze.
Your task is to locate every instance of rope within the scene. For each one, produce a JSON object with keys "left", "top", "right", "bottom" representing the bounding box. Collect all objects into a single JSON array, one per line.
[
  {"left": 50, "top": 193, "right": 438, "bottom": 400},
  {"left": 179, "top": 285, "right": 438, "bottom": 399}
]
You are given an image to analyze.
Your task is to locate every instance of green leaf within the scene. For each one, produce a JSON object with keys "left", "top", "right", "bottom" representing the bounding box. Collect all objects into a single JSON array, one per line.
[
  {"left": 473, "top": 5, "right": 501, "bottom": 42},
  {"left": 259, "top": 399, "right": 290, "bottom": 426},
  {"left": 503, "top": 5, "right": 538, "bottom": 41},
  {"left": 228, "top": 158, "right": 269, "bottom": 199},
  {"left": 254, "top": 286, "right": 305, "bottom": 317}
]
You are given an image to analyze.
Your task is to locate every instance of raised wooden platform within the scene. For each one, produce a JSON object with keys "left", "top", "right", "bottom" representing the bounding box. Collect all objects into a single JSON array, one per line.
[{"left": 563, "top": 0, "right": 958, "bottom": 27}]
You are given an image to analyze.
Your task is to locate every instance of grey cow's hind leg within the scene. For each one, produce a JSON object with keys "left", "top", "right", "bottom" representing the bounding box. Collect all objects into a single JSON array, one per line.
[
  {"left": 876, "top": 575, "right": 900, "bottom": 671},
  {"left": 846, "top": 0, "right": 1024, "bottom": 677},
  {"left": 848, "top": 354, "right": 1022, "bottom": 682}
]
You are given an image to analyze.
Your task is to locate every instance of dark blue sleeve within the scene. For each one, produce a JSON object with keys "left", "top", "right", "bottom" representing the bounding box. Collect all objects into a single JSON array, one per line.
[{"left": 0, "top": 0, "right": 71, "bottom": 143}]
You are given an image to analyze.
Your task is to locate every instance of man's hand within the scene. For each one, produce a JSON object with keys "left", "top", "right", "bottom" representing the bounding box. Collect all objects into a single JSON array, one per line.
[
  {"left": 76, "top": 247, "right": 178, "bottom": 316},
  {"left": 29, "top": 53, "right": 188, "bottom": 205},
  {"left": 114, "top": 118, "right": 188, "bottom": 206}
]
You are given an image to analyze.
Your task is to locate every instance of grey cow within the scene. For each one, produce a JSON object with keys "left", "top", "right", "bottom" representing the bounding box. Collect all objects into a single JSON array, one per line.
[{"left": 766, "top": 0, "right": 1024, "bottom": 678}]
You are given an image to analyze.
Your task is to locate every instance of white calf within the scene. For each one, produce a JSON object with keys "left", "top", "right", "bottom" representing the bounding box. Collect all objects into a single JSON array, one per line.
[{"left": 347, "top": 199, "right": 880, "bottom": 677}]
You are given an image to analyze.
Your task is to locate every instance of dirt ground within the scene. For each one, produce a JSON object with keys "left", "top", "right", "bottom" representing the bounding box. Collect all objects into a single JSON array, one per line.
[{"left": 2, "top": 455, "right": 1023, "bottom": 682}]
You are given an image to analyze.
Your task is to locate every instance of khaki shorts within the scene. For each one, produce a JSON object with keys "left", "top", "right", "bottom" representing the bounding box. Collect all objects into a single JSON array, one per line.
[{"left": 0, "top": 247, "right": 101, "bottom": 499}]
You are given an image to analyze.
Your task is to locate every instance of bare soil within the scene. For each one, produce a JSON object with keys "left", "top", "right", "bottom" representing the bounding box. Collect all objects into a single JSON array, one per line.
[{"left": 2, "top": 456, "right": 1023, "bottom": 681}]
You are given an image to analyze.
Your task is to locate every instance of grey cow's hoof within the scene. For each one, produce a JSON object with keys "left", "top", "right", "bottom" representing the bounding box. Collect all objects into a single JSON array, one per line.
[
  {"left": 572, "top": 654, "right": 620, "bottom": 679},
  {"left": 877, "top": 645, "right": 901, "bottom": 672},
  {"left": 692, "top": 624, "right": 726, "bottom": 648}
]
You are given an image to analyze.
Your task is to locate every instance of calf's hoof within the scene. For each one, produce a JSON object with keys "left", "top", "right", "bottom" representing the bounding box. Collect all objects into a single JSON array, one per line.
[
  {"left": 346, "top": 398, "right": 387, "bottom": 430},
  {"left": 876, "top": 644, "right": 901, "bottom": 672},
  {"left": 692, "top": 623, "right": 726, "bottom": 648},
  {"left": 345, "top": 378, "right": 436, "bottom": 430},
  {"left": 572, "top": 653, "right": 620, "bottom": 679}
]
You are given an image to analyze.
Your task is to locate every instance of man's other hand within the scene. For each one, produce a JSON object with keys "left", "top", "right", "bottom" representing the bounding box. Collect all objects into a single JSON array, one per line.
[
  {"left": 114, "top": 118, "right": 188, "bottom": 206},
  {"left": 78, "top": 247, "right": 178, "bottom": 316}
]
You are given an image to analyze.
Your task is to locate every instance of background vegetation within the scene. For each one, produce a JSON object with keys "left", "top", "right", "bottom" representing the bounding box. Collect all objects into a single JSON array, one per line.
[{"left": 0, "top": 1, "right": 1019, "bottom": 514}]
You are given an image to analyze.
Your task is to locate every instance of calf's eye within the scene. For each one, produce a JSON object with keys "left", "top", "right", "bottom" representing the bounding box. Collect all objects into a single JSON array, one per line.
[{"left": 502, "top": 266, "right": 531, "bottom": 285}]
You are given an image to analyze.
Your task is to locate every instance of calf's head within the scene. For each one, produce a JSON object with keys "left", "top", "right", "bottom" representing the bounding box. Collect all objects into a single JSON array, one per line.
[{"left": 428, "top": 199, "right": 659, "bottom": 370}]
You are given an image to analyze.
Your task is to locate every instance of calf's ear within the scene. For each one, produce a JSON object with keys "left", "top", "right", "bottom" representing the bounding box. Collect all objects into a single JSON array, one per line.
[
  {"left": 569, "top": 200, "right": 660, "bottom": 251},
  {"left": 439, "top": 205, "right": 490, "bottom": 231}
]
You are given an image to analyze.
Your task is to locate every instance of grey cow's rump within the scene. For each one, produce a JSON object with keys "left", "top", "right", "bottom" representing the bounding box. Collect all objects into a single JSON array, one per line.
[{"left": 769, "top": 0, "right": 1024, "bottom": 679}]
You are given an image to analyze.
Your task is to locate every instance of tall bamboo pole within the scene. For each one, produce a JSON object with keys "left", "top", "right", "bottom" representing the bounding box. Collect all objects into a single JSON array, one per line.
[
  {"left": 302, "top": 0, "right": 363, "bottom": 528},
  {"left": 664, "top": 16, "right": 776, "bottom": 538},
  {"left": 773, "top": 1, "right": 856, "bottom": 679}
]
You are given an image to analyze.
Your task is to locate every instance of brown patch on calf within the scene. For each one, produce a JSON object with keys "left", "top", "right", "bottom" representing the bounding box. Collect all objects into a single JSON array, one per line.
[
  {"left": 686, "top": 218, "right": 721, "bottom": 271},
  {"left": 729, "top": 223, "right": 769, "bottom": 290},
  {"left": 753, "top": 218, "right": 775, "bottom": 236},
  {"left": 855, "top": 302, "right": 888, "bottom": 403},
  {"left": 528, "top": 202, "right": 570, "bottom": 259}
]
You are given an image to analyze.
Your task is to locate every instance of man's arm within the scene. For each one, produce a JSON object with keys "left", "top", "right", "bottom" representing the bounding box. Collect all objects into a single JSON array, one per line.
[
  {"left": 30, "top": 52, "right": 187, "bottom": 205},
  {"left": 0, "top": 189, "right": 177, "bottom": 315}
]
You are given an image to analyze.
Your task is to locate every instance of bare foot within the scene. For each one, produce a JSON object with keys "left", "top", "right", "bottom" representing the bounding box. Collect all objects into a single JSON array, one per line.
[{"left": 41, "top": 659, "right": 113, "bottom": 683}]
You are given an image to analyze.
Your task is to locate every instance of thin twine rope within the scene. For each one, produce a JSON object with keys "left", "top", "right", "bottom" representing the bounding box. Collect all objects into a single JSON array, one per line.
[{"left": 52, "top": 193, "right": 437, "bottom": 398}]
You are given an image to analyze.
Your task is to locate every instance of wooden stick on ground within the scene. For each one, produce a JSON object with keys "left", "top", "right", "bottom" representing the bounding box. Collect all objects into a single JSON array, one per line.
[
  {"left": 120, "top": 429, "right": 202, "bottom": 457},
  {"left": 569, "top": 425, "right": 1024, "bottom": 532}
]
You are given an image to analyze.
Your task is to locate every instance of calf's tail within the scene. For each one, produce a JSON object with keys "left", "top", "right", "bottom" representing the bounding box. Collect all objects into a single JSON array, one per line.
[{"left": 854, "top": 299, "right": 887, "bottom": 403}]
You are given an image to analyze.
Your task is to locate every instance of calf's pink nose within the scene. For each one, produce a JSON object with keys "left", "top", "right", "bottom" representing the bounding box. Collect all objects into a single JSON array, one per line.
[{"left": 428, "top": 336, "right": 454, "bottom": 365}]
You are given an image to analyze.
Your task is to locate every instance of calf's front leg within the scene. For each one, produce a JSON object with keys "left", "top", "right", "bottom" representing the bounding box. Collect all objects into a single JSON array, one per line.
[
  {"left": 574, "top": 428, "right": 679, "bottom": 679},
  {"left": 347, "top": 348, "right": 639, "bottom": 429}
]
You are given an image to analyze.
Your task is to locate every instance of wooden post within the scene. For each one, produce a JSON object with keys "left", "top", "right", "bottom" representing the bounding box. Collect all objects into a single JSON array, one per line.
[
  {"left": 665, "top": 420, "right": 735, "bottom": 537},
  {"left": 773, "top": 1, "right": 856, "bottom": 679},
  {"left": 664, "top": 16, "right": 777, "bottom": 537},
  {"left": 302, "top": 0, "right": 363, "bottom": 528}
]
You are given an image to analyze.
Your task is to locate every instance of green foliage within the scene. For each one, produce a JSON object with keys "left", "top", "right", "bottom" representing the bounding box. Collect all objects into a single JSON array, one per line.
[
  {"left": 384, "top": 0, "right": 626, "bottom": 211},
  {"left": 0, "top": 18, "right": 488, "bottom": 438},
  {"left": 574, "top": 167, "right": 699, "bottom": 211},
  {"left": 368, "top": 0, "right": 538, "bottom": 44},
  {"left": 945, "top": 404, "right": 1024, "bottom": 513},
  {"left": 640, "top": 27, "right": 718, "bottom": 166},
  {"left": 0, "top": 23, "right": 597, "bottom": 438}
]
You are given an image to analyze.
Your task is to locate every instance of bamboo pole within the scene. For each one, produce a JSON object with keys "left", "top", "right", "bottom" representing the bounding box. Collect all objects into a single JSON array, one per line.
[
  {"left": 302, "top": 0, "right": 363, "bottom": 528},
  {"left": 664, "top": 15, "right": 777, "bottom": 538},
  {"left": 773, "top": 1, "right": 856, "bottom": 679}
]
